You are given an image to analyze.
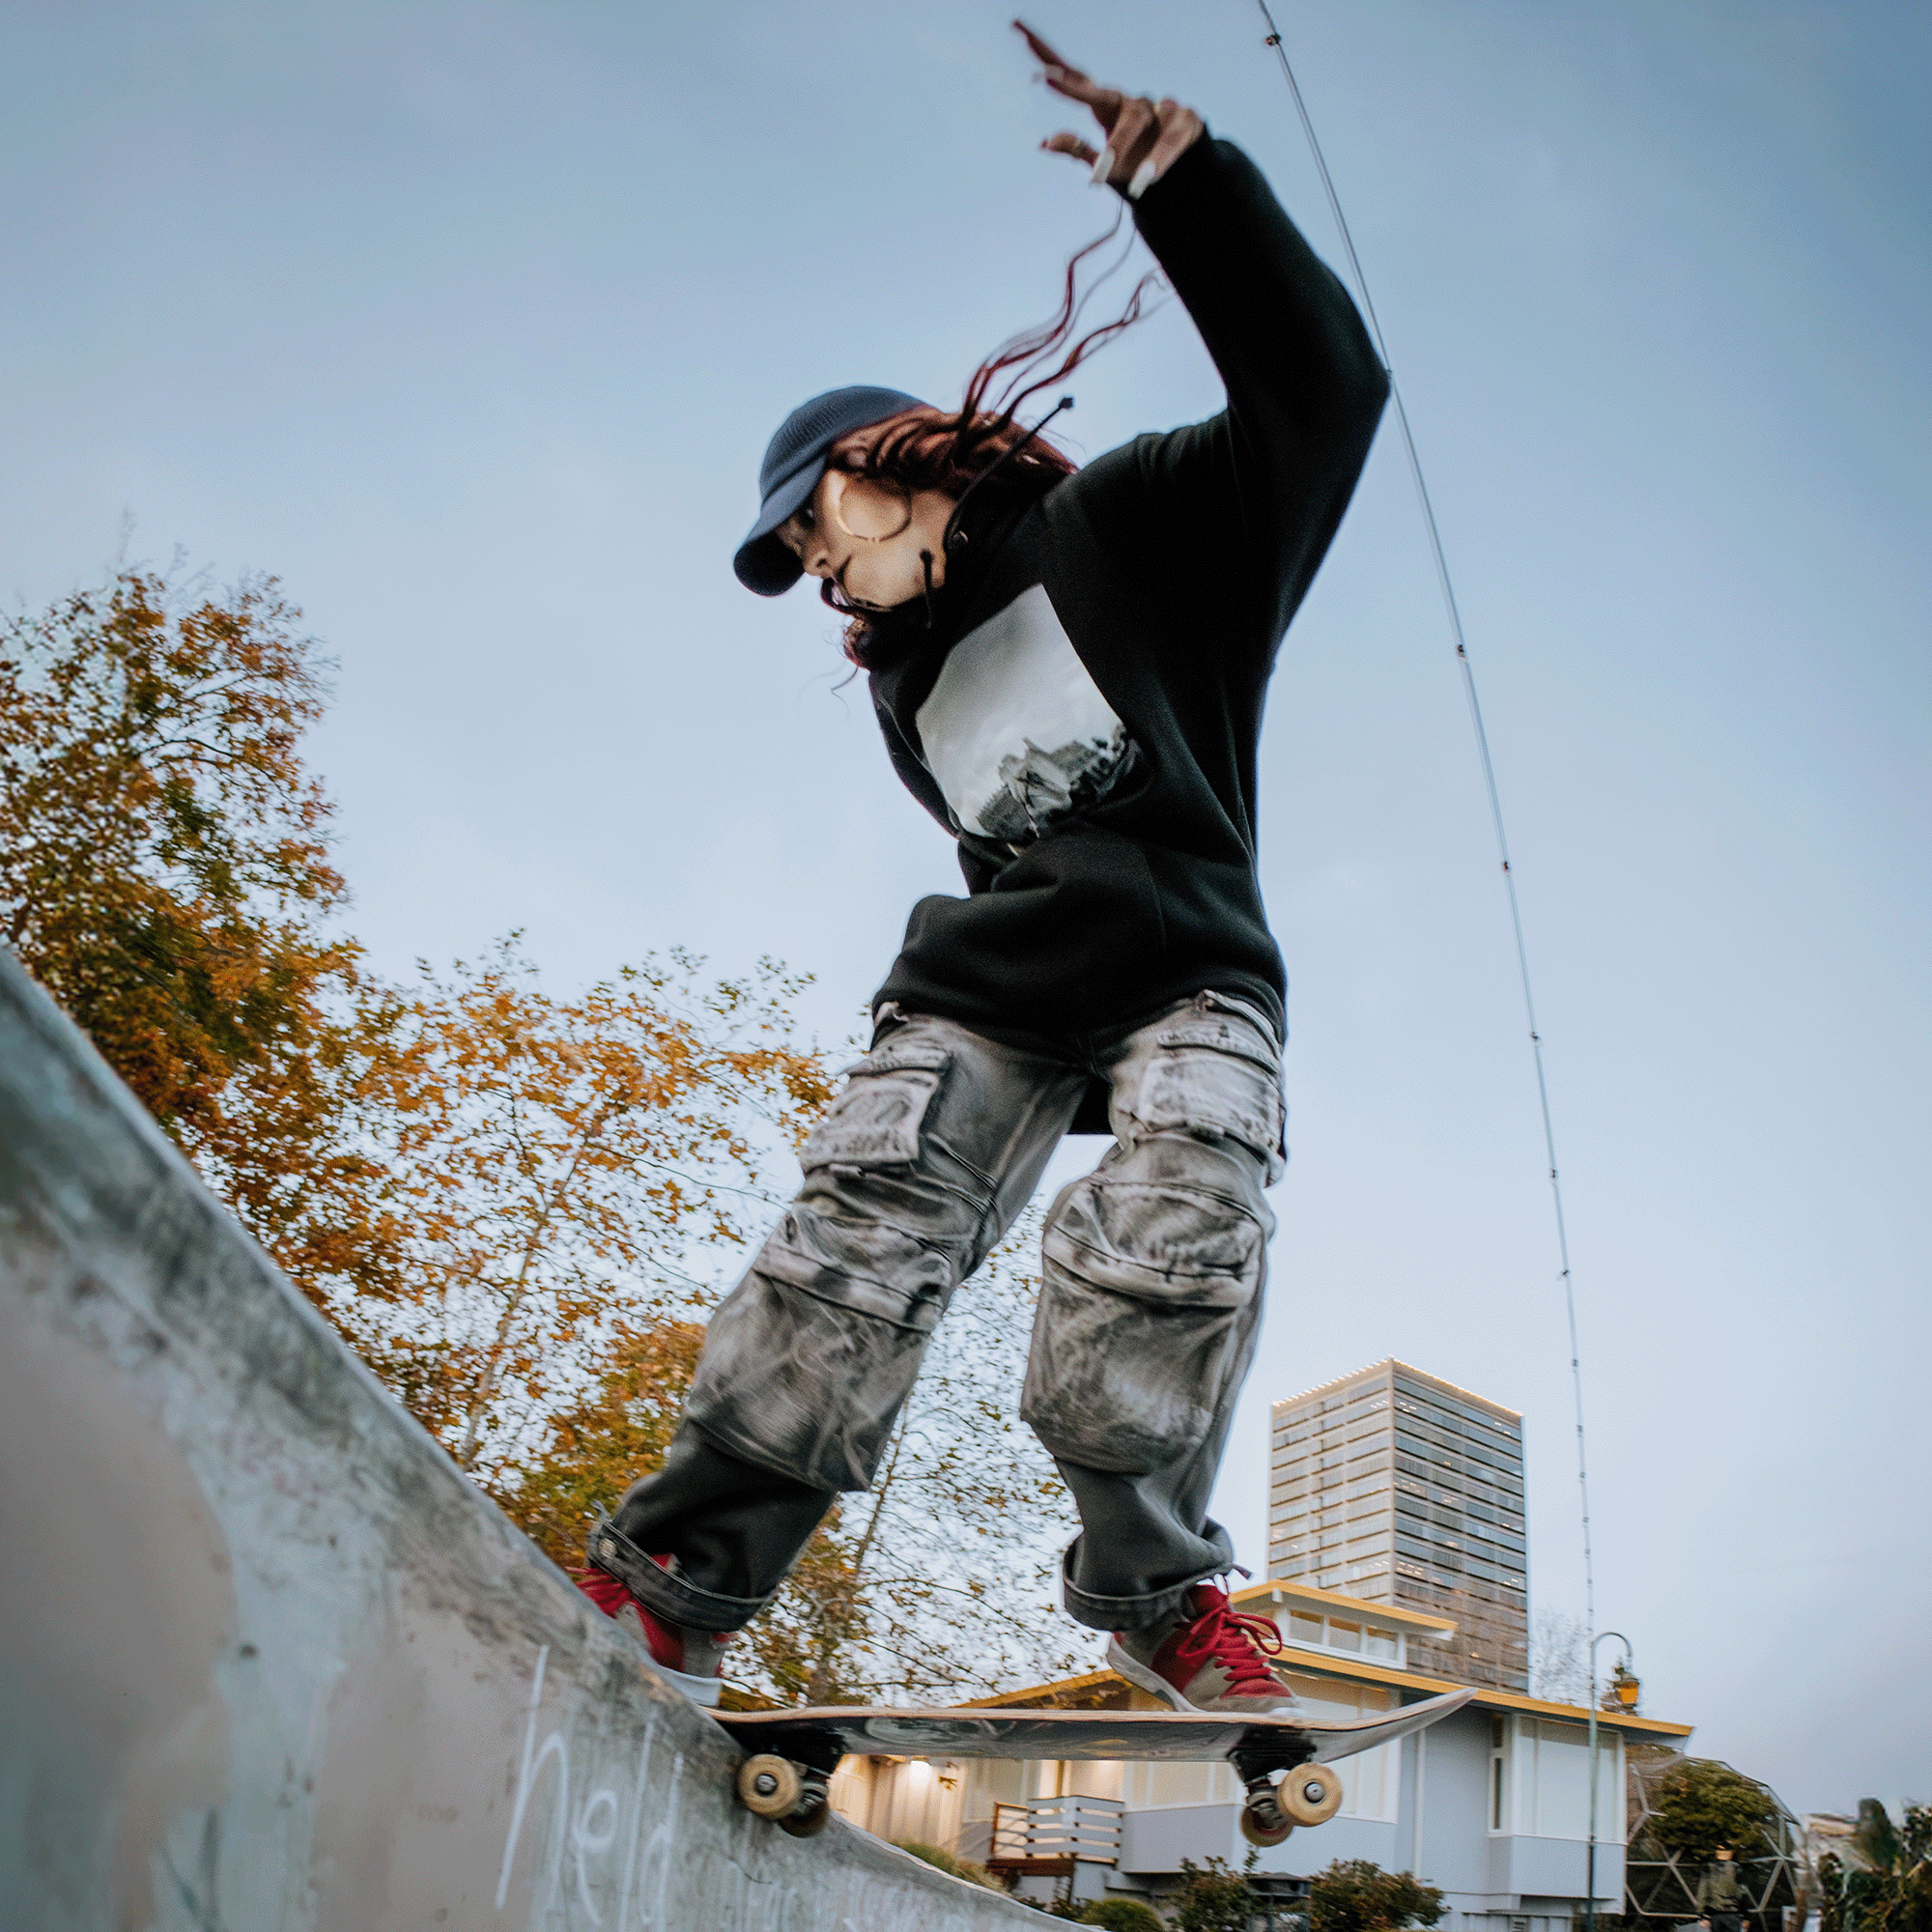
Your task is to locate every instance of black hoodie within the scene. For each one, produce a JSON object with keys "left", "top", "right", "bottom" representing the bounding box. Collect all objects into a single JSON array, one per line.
[{"left": 865, "top": 134, "right": 1388, "bottom": 1072}]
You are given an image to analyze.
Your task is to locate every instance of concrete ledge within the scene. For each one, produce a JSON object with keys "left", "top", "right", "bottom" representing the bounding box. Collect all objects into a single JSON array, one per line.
[{"left": 0, "top": 949, "right": 1037, "bottom": 1930}]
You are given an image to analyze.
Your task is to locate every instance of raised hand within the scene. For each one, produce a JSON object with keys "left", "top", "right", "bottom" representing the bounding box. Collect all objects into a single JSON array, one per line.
[{"left": 1016, "top": 19, "right": 1205, "bottom": 201}]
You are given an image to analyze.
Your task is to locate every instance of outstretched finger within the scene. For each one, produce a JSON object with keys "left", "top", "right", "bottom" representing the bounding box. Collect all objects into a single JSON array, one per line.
[
  {"left": 1014, "top": 19, "right": 1119, "bottom": 117},
  {"left": 1043, "top": 130, "right": 1102, "bottom": 167},
  {"left": 1042, "top": 63, "right": 1120, "bottom": 118},
  {"left": 1014, "top": 19, "right": 1080, "bottom": 80}
]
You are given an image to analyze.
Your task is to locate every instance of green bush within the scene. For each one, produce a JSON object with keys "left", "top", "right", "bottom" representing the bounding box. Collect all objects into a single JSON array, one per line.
[
  {"left": 1177, "top": 1856, "right": 1258, "bottom": 1932},
  {"left": 1817, "top": 1804, "right": 1932, "bottom": 1932},
  {"left": 1311, "top": 1859, "right": 1445, "bottom": 1932},
  {"left": 1077, "top": 1899, "right": 1168, "bottom": 1930}
]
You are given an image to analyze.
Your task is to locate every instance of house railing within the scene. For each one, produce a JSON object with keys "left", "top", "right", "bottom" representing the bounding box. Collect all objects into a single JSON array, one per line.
[{"left": 986, "top": 1796, "right": 1123, "bottom": 1875}]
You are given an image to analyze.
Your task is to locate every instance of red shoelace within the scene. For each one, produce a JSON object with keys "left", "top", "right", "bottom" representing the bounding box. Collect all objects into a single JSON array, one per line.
[{"left": 1162, "top": 1585, "right": 1290, "bottom": 1695}]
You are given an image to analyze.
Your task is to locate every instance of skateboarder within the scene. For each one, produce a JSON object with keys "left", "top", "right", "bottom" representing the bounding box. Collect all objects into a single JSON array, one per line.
[{"left": 581, "top": 24, "right": 1389, "bottom": 1715}]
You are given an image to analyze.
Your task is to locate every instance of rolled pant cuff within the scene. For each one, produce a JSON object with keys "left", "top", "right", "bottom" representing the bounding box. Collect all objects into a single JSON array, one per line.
[
  {"left": 586, "top": 1520, "right": 769, "bottom": 1634},
  {"left": 1058, "top": 1545, "right": 1236, "bottom": 1634}
]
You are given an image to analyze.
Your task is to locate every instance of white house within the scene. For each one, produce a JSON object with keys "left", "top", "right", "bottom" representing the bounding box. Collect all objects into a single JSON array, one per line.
[{"left": 828, "top": 1577, "right": 1692, "bottom": 1921}]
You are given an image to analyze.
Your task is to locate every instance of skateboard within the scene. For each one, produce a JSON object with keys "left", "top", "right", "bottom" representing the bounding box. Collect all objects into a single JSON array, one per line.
[{"left": 715, "top": 1685, "right": 1474, "bottom": 1845}]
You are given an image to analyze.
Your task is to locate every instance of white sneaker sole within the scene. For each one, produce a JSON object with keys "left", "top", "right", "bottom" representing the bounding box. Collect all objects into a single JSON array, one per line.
[
  {"left": 1106, "top": 1639, "right": 1197, "bottom": 1712},
  {"left": 656, "top": 1662, "right": 724, "bottom": 1708}
]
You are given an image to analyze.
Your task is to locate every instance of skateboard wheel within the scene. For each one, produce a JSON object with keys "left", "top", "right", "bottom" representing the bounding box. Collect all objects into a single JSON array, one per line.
[
  {"left": 1280, "top": 1762, "right": 1344, "bottom": 1827},
  {"left": 1240, "top": 1794, "right": 1294, "bottom": 1847},
  {"left": 737, "top": 1753, "right": 804, "bottom": 1819}
]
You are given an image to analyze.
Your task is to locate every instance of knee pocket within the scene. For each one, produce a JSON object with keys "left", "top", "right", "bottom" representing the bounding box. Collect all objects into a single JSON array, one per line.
[
  {"left": 756, "top": 1203, "right": 960, "bottom": 1331},
  {"left": 686, "top": 1199, "right": 961, "bottom": 1493},
  {"left": 1020, "top": 1160, "right": 1269, "bottom": 1475},
  {"left": 1043, "top": 1174, "right": 1265, "bottom": 1308},
  {"left": 1044, "top": 1136, "right": 1274, "bottom": 1306},
  {"left": 686, "top": 1268, "right": 931, "bottom": 1492}
]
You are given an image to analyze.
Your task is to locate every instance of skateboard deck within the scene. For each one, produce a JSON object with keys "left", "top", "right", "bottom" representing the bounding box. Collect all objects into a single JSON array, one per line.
[
  {"left": 716, "top": 1684, "right": 1472, "bottom": 1769},
  {"left": 715, "top": 1686, "right": 1475, "bottom": 1841}
]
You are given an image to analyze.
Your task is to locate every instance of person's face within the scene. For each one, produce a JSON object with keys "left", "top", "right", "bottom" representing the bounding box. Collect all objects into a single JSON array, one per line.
[{"left": 779, "top": 436, "right": 954, "bottom": 612}]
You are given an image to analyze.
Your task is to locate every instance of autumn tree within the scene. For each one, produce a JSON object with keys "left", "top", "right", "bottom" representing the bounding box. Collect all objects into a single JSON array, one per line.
[
  {"left": 317, "top": 941, "right": 834, "bottom": 1489},
  {"left": 0, "top": 564, "right": 395, "bottom": 1289},
  {"left": 511, "top": 1316, "right": 710, "bottom": 1566}
]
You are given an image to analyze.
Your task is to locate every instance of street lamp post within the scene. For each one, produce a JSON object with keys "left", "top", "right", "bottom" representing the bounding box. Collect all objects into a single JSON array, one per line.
[{"left": 1586, "top": 1633, "right": 1639, "bottom": 1932}]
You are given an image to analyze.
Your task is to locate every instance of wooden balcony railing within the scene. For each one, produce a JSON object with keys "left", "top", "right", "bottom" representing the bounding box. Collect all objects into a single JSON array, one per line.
[{"left": 986, "top": 1796, "right": 1123, "bottom": 1877}]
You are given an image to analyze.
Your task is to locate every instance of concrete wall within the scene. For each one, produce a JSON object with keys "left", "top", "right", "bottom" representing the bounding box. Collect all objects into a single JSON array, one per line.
[{"left": 0, "top": 952, "right": 1037, "bottom": 1932}]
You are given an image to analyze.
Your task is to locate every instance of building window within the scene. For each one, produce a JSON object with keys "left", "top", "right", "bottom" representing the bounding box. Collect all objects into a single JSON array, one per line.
[
  {"left": 1277, "top": 1610, "right": 1402, "bottom": 1662},
  {"left": 1489, "top": 1715, "right": 1510, "bottom": 1833}
]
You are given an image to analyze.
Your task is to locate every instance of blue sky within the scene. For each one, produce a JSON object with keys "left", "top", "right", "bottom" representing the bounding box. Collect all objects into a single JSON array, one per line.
[{"left": 5, "top": 2, "right": 1928, "bottom": 1813}]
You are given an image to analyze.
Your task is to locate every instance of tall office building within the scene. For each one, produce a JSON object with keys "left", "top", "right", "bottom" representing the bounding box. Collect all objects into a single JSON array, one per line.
[{"left": 1267, "top": 1359, "right": 1529, "bottom": 1690}]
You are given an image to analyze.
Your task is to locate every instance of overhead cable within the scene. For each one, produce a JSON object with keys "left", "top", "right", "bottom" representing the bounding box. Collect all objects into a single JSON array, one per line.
[{"left": 1249, "top": 0, "right": 1600, "bottom": 1672}]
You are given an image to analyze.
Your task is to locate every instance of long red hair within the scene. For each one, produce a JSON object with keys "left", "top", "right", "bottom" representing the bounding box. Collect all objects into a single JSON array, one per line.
[{"left": 829, "top": 216, "right": 1160, "bottom": 664}]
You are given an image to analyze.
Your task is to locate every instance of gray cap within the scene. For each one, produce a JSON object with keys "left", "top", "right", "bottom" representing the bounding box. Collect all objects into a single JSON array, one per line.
[{"left": 733, "top": 384, "right": 929, "bottom": 595}]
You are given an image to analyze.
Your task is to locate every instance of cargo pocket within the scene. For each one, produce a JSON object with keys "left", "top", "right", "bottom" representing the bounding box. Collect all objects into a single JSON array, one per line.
[
  {"left": 1020, "top": 1137, "right": 1270, "bottom": 1475},
  {"left": 799, "top": 1036, "right": 952, "bottom": 1173},
  {"left": 1129, "top": 1012, "right": 1285, "bottom": 1181},
  {"left": 685, "top": 1202, "right": 955, "bottom": 1492}
]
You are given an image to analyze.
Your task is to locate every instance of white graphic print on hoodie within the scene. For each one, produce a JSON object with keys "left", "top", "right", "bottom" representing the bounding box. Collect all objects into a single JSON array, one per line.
[{"left": 913, "top": 582, "right": 1129, "bottom": 843}]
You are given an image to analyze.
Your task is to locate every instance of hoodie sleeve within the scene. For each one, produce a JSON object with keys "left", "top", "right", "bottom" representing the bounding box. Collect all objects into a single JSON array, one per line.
[{"left": 1064, "top": 136, "right": 1390, "bottom": 662}]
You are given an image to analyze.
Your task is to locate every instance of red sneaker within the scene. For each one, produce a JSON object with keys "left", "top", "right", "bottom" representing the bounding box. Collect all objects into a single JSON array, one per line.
[
  {"left": 1107, "top": 1583, "right": 1303, "bottom": 1716},
  {"left": 577, "top": 1560, "right": 732, "bottom": 1708}
]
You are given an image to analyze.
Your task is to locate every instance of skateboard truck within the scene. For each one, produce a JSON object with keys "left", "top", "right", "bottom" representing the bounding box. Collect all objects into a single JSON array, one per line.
[
  {"left": 731, "top": 1722, "right": 843, "bottom": 1838},
  {"left": 1235, "top": 1741, "right": 1344, "bottom": 1846}
]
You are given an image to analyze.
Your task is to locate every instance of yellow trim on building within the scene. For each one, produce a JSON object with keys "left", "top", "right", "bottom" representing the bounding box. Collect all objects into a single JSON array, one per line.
[
  {"left": 960, "top": 1659, "right": 1690, "bottom": 1738},
  {"left": 960, "top": 1668, "right": 1122, "bottom": 1711},
  {"left": 953, "top": 1574, "right": 1691, "bottom": 1740},
  {"left": 1232, "top": 1577, "right": 1459, "bottom": 1635},
  {"left": 1270, "top": 1649, "right": 1692, "bottom": 1737}
]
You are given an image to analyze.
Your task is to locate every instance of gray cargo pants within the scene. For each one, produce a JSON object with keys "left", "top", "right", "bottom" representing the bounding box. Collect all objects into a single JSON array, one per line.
[{"left": 596, "top": 989, "right": 1284, "bottom": 1636}]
